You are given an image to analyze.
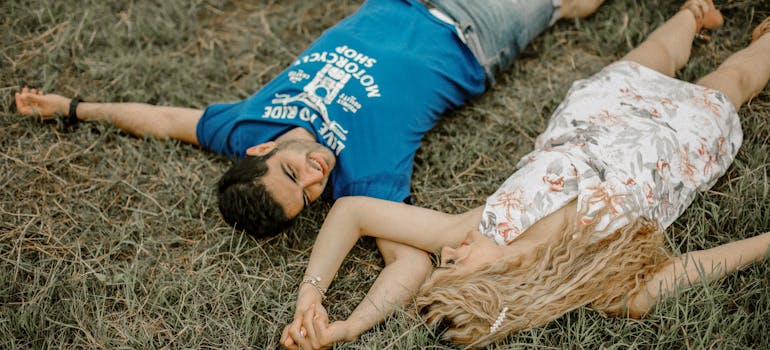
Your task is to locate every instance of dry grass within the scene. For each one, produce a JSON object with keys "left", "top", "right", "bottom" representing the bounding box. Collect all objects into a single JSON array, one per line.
[{"left": 1, "top": 0, "right": 769, "bottom": 348}]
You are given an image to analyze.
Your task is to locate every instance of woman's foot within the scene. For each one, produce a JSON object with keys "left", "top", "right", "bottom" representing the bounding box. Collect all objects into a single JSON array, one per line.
[
  {"left": 680, "top": 0, "right": 723, "bottom": 32},
  {"left": 15, "top": 87, "right": 70, "bottom": 119},
  {"left": 752, "top": 17, "right": 770, "bottom": 43}
]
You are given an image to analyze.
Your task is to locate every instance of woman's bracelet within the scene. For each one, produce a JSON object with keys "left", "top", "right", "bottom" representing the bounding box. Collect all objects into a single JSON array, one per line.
[{"left": 301, "top": 275, "right": 327, "bottom": 300}]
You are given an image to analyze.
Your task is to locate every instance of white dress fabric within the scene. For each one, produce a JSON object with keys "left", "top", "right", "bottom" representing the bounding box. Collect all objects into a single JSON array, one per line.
[{"left": 479, "top": 61, "right": 742, "bottom": 246}]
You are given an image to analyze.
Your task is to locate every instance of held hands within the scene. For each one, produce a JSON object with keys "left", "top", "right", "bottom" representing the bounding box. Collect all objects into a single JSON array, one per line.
[
  {"left": 280, "top": 303, "right": 353, "bottom": 349},
  {"left": 15, "top": 87, "right": 70, "bottom": 120},
  {"left": 281, "top": 286, "right": 355, "bottom": 350},
  {"left": 281, "top": 287, "right": 320, "bottom": 349}
]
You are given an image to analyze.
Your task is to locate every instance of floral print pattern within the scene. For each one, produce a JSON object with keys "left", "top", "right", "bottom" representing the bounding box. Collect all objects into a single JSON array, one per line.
[{"left": 480, "top": 61, "right": 742, "bottom": 246}]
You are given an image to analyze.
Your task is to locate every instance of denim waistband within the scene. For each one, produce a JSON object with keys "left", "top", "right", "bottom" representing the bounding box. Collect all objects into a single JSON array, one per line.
[{"left": 419, "top": 0, "right": 559, "bottom": 85}]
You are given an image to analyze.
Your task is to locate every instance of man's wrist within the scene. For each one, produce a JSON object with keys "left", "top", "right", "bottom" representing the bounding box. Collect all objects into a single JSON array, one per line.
[
  {"left": 65, "top": 97, "right": 82, "bottom": 128},
  {"left": 333, "top": 319, "right": 362, "bottom": 342}
]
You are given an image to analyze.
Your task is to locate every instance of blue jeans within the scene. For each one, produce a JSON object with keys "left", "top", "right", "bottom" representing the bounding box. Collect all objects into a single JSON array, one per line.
[{"left": 425, "top": 0, "right": 559, "bottom": 85}]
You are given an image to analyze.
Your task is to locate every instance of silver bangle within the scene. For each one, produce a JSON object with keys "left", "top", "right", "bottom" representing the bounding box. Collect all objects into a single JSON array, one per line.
[{"left": 301, "top": 275, "right": 327, "bottom": 300}]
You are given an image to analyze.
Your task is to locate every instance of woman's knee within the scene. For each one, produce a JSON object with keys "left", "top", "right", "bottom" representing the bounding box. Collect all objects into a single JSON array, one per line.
[
  {"left": 561, "top": 0, "right": 604, "bottom": 19},
  {"left": 622, "top": 39, "right": 677, "bottom": 77},
  {"left": 698, "top": 65, "right": 753, "bottom": 108}
]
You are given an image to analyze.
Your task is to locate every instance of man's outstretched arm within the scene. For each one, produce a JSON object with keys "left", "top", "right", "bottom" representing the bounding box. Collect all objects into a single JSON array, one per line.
[{"left": 15, "top": 87, "right": 203, "bottom": 145}]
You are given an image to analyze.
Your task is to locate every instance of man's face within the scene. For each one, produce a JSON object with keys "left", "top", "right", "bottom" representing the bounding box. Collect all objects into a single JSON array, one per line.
[{"left": 258, "top": 139, "right": 336, "bottom": 218}]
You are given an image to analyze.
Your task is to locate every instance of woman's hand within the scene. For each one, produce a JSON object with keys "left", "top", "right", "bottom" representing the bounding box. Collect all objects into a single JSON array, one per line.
[{"left": 280, "top": 284, "right": 324, "bottom": 349}]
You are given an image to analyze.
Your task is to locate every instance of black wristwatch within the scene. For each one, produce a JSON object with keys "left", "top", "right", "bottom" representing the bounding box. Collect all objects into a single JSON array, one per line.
[{"left": 65, "top": 97, "right": 82, "bottom": 129}]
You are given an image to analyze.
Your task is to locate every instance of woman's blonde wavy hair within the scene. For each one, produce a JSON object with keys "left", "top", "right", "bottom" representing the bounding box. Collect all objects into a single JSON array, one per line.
[{"left": 415, "top": 212, "right": 671, "bottom": 348}]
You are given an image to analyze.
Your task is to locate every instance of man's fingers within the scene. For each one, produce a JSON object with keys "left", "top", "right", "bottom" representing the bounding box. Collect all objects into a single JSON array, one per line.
[
  {"left": 280, "top": 326, "right": 288, "bottom": 343},
  {"left": 282, "top": 338, "right": 296, "bottom": 350},
  {"left": 302, "top": 306, "right": 322, "bottom": 348},
  {"left": 281, "top": 301, "right": 320, "bottom": 349},
  {"left": 14, "top": 92, "right": 40, "bottom": 117},
  {"left": 312, "top": 310, "right": 329, "bottom": 340},
  {"left": 287, "top": 324, "right": 312, "bottom": 350},
  {"left": 281, "top": 318, "right": 308, "bottom": 350},
  {"left": 306, "top": 304, "right": 336, "bottom": 348},
  {"left": 314, "top": 303, "right": 329, "bottom": 320},
  {"left": 312, "top": 304, "right": 329, "bottom": 329},
  {"left": 279, "top": 325, "right": 293, "bottom": 347},
  {"left": 15, "top": 92, "right": 28, "bottom": 109}
]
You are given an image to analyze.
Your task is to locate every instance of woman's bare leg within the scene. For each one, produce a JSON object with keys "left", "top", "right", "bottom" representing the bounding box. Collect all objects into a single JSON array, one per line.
[
  {"left": 621, "top": 0, "right": 722, "bottom": 77},
  {"left": 560, "top": 0, "right": 605, "bottom": 19},
  {"left": 752, "top": 16, "right": 770, "bottom": 43},
  {"left": 697, "top": 18, "right": 770, "bottom": 109}
]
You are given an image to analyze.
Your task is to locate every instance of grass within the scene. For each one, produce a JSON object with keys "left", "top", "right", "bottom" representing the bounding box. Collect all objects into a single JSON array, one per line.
[{"left": 1, "top": 0, "right": 769, "bottom": 348}]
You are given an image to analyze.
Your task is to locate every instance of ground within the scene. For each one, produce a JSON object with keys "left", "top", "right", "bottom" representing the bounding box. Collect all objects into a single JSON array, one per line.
[{"left": 1, "top": 0, "right": 769, "bottom": 348}]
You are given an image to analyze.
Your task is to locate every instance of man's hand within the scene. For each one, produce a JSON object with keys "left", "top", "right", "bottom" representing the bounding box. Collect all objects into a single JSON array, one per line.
[
  {"left": 15, "top": 87, "right": 70, "bottom": 119},
  {"left": 280, "top": 310, "right": 307, "bottom": 350}
]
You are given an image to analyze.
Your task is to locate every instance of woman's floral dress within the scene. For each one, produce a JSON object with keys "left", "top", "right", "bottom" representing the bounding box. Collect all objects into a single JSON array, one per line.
[{"left": 480, "top": 61, "right": 742, "bottom": 246}]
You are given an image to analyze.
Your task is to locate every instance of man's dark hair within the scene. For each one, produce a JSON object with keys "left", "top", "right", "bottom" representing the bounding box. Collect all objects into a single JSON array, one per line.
[{"left": 216, "top": 149, "right": 293, "bottom": 238}]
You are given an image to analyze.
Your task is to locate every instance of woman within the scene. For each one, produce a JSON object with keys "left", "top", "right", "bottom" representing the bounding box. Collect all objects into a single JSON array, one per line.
[{"left": 281, "top": 1, "right": 770, "bottom": 348}]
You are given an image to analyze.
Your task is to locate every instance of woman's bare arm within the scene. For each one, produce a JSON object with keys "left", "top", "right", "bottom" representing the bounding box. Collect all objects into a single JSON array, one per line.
[
  {"left": 281, "top": 196, "right": 482, "bottom": 349},
  {"left": 628, "top": 231, "right": 770, "bottom": 317},
  {"left": 303, "top": 196, "right": 481, "bottom": 291}
]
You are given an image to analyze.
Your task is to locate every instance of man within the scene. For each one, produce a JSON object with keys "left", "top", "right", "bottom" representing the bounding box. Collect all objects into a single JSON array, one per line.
[{"left": 16, "top": 0, "right": 602, "bottom": 239}]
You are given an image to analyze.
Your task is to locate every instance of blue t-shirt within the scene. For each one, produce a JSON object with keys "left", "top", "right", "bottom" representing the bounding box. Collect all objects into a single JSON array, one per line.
[{"left": 197, "top": 0, "right": 486, "bottom": 202}]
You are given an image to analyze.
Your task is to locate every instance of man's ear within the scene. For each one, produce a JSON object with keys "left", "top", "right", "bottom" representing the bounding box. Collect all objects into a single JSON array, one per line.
[{"left": 246, "top": 141, "right": 277, "bottom": 156}]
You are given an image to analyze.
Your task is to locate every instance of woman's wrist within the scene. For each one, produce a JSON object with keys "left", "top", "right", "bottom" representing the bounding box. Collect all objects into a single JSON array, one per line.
[
  {"left": 299, "top": 275, "right": 327, "bottom": 300},
  {"left": 296, "top": 283, "right": 324, "bottom": 310}
]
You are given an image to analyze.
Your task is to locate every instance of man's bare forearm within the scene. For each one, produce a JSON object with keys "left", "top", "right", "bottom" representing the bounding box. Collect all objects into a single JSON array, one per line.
[
  {"left": 342, "top": 240, "right": 432, "bottom": 339},
  {"left": 76, "top": 102, "right": 202, "bottom": 145}
]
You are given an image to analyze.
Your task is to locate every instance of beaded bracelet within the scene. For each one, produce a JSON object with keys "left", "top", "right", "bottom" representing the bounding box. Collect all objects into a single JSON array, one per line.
[{"left": 301, "top": 275, "right": 327, "bottom": 300}]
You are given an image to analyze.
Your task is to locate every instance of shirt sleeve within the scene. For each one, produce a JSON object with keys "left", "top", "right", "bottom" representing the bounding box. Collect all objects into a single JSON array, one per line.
[
  {"left": 333, "top": 173, "right": 411, "bottom": 203},
  {"left": 196, "top": 102, "right": 245, "bottom": 157}
]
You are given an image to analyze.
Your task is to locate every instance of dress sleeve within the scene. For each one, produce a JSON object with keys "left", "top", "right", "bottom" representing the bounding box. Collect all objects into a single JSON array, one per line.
[{"left": 479, "top": 149, "right": 580, "bottom": 246}]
